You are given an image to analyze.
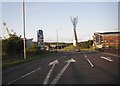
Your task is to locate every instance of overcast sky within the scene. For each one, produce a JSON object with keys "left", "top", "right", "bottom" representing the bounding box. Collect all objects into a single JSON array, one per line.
[{"left": 1, "top": 0, "right": 118, "bottom": 42}]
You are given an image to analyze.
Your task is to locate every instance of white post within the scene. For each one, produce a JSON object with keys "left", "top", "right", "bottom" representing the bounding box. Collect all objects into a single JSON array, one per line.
[
  {"left": 116, "top": 37, "right": 117, "bottom": 49},
  {"left": 56, "top": 29, "right": 58, "bottom": 51},
  {"left": 22, "top": 0, "right": 26, "bottom": 59}
]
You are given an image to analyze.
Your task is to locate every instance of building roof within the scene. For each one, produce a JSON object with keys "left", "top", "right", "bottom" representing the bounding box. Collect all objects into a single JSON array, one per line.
[
  {"left": 94, "top": 32, "right": 120, "bottom": 36},
  {"left": 100, "top": 32, "right": 120, "bottom": 34}
]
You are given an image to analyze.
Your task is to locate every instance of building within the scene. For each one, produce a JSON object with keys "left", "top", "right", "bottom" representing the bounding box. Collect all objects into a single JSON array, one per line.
[
  {"left": 93, "top": 32, "right": 120, "bottom": 48},
  {"left": 37, "top": 30, "right": 44, "bottom": 50}
]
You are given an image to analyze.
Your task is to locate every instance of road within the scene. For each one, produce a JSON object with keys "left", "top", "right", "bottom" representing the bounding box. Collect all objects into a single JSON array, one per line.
[{"left": 2, "top": 50, "right": 120, "bottom": 85}]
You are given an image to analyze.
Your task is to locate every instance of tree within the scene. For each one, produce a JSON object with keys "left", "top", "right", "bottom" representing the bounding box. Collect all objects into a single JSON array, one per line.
[
  {"left": 2, "top": 35, "right": 23, "bottom": 56},
  {"left": 79, "top": 40, "right": 93, "bottom": 49}
]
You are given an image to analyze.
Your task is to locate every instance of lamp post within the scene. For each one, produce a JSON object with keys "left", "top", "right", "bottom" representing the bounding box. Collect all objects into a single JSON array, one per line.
[{"left": 22, "top": 0, "right": 26, "bottom": 59}]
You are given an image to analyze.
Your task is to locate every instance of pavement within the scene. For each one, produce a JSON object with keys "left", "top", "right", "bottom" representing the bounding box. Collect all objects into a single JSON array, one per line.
[{"left": 2, "top": 50, "right": 119, "bottom": 85}]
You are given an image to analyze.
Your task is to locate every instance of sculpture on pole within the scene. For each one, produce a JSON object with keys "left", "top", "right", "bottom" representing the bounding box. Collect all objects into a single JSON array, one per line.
[
  {"left": 70, "top": 16, "right": 80, "bottom": 51},
  {"left": 70, "top": 16, "right": 78, "bottom": 46}
]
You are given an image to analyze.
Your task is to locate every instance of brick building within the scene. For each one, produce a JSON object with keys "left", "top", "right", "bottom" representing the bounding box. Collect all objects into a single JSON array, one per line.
[{"left": 93, "top": 32, "right": 120, "bottom": 48}]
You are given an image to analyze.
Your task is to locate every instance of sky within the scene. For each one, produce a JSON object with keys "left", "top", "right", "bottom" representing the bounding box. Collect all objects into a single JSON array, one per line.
[{"left": 1, "top": 0, "right": 119, "bottom": 43}]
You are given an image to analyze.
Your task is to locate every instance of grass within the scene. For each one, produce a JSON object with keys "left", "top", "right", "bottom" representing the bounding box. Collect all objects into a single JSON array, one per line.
[
  {"left": 1, "top": 51, "right": 56, "bottom": 68},
  {"left": 59, "top": 45, "right": 76, "bottom": 52},
  {"left": 59, "top": 45, "right": 94, "bottom": 52}
]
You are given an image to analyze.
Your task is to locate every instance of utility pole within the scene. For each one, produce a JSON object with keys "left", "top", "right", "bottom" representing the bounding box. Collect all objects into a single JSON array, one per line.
[
  {"left": 22, "top": 0, "right": 26, "bottom": 59},
  {"left": 70, "top": 16, "right": 80, "bottom": 51}
]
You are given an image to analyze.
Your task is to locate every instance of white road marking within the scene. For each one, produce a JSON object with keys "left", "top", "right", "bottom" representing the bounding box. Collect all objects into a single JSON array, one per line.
[
  {"left": 84, "top": 52, "right": 87, "bottom": 58},
  {"left": 86, "top": 59, "right": 94, "bottom": 67},
  {"left": 8, "top": 67, "right": 41, "bottom": 84},
  {"left": 43, "top": 60, "right": 58, "bottom": 84},
  {"left": 84, "top": 52, "right": 94, "bottom": 67},
  {"left": 50, "top": 58, "right": 76, "bottom": 86},
  {"left": 100, "top": 56, "right": 113, "bottom": 61},
  {"left": 85, "top": 55, "right": 87, "bottom": 58}
]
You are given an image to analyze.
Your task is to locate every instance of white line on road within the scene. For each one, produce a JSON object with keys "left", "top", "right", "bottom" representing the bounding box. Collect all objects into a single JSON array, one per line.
[
  {"left": 8, "top": 67, "right": 41, "bottom": 84},
  {"left": 43, "top": 60, "right": 58, "bottom": 84},
  {"left": 84, "top": 52, "right": 87, "bottom": 58},
  {"left": 84, "top": 52, "right": 94, "bottom": 67},
  {"left": 50, "top": 58, "right": 76, "bottom": 86},
  {"left": 100, "top": 56, "right": 113, "bottom": 61},
  {"left": 86, "top": 59, "right": 94, "bottom": 67},
  {"left": 85, "top": 55, "right": 87, "bottom": 58}
]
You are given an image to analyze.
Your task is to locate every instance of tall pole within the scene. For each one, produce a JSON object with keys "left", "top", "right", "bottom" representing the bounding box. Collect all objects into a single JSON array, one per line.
[
  {"left": 22, "top": 0, "right": 26, "bottom": 59},
  {"left": 56, "top": 29, "right": 58, "bottom": 51}
]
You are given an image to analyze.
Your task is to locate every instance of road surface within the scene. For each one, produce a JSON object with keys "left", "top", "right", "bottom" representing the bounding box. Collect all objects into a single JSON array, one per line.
[{"left": 2, "top": 50, "right": 119, "bottom": 85}]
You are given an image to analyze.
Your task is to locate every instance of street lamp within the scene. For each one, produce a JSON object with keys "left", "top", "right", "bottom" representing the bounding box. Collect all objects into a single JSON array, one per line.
[{"left": 22, "top": 0, "right": 26, "bottom": 59}]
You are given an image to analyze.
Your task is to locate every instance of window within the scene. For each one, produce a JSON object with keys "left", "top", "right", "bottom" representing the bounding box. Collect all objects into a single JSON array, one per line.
[{"left": 110, "top": 39, "right": 113, "bottom": 43}]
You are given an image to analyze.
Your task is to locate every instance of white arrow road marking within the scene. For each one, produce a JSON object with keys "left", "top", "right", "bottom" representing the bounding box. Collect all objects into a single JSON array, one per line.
[
  {"left": 84, "top": 52, "right": 94, "bottom": 67},
  {"left": 100, "top": 56, "right": 113, "bottom": 61},
  {"left": 8, "top": 67, "right": 41, "bottom": 84},
  {"left": 43, "top": 60, "right": 59, "bottom": 84},
  {"left": 50, "top": 58, "right": 76, "bottom": 86}
]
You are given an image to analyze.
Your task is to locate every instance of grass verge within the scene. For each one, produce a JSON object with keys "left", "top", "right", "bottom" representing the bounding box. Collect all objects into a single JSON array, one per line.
[
  {"left": 1, "top": 51, "right": 56, "bottom": 69},
  {"left": 59, "top": 45, "right": 94, "bottom": 52}
]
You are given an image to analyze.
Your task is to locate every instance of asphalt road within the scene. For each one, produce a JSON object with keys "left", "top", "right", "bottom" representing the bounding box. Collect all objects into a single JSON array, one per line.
[{"left": 2, "top": 50, "right": 120, "bottom": 85}]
